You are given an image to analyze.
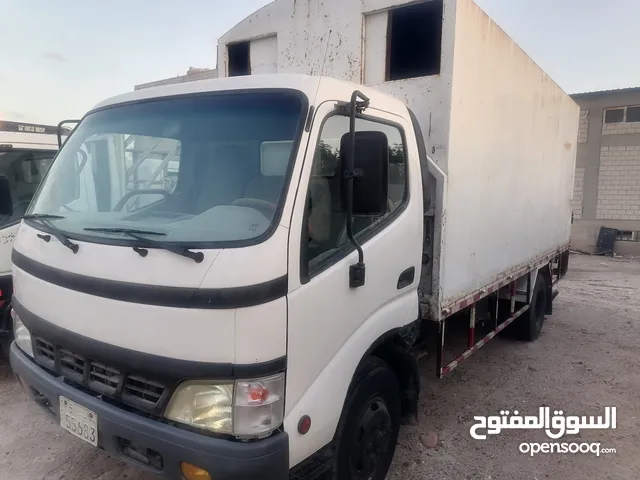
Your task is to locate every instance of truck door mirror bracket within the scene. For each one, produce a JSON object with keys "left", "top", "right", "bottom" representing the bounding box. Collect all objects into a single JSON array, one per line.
[
  {"left": 57, "top": 120, "right": 80, "bottom": 148},
  {"left": 337, "top": 91, "right": 389, "bottom": 289}
]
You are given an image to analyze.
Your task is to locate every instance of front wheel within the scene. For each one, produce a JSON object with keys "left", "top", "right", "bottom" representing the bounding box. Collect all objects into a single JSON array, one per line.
[{"left": 333, "top": 357, "right": 401, "bottom": 480}]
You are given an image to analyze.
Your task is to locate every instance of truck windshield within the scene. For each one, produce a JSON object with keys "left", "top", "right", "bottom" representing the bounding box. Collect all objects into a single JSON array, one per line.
[
  {"left": 0, "top": 149, "right": 56, "bottom": 228},
  {"left": 27, "top": 91, "right": 306, "bottom": 246}
]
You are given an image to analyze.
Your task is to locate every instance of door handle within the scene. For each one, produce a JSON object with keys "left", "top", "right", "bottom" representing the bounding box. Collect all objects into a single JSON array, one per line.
[{"left": 397, "top": 267, "right": 415, "bottom": 290}]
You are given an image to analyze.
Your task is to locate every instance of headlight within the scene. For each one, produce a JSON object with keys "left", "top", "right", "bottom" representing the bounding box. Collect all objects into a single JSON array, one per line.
[
  {"left": 12, "top": 309, "right": 34, "bottom": 358},
  {"left": 165, "top": 382, "right": 234, "bottom": 434},
  {"left": 164, "top": 373, "right": 285, "bottom": 438}
]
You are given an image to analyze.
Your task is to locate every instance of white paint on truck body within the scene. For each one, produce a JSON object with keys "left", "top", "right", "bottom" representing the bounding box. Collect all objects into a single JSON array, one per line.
[
  {"left": 13, "top": 222, "right": 288, "bottom": 365},
  {"left": 0, "top": 132, "right": 59, "bottom": 151},
  {"left": 442, "top": 0, "right": 579, "bottom": 308},
  {"left": 13, "top": 73, "right": 423, "bottom": 470},
  {"left": 217, "top": 0, "right": 579, "bottom": 316}
]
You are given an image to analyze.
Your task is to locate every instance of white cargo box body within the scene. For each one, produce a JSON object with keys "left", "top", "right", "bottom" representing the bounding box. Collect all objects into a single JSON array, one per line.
[{"left": 217, "top": 0, "right": 579, "bottom": 317}]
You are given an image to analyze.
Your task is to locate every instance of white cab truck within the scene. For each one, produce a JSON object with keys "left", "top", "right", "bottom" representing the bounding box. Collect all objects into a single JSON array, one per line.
[
  {"left": 0, "top": 120, "right": 63, "bottom": 356},
  {"left": 10, "top": 1, "right": 578, "bottom": 479}
]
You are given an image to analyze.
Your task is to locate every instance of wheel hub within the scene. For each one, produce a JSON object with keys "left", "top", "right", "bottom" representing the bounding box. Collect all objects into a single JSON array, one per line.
[{"left": 349, "top": 398, "right": 392, "bottom": 480}]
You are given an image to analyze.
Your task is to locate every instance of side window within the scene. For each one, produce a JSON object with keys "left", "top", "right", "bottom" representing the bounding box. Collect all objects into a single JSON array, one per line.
[
  {"left": 305, "top": 115, "right": 407, "bottom": 271},
  {"left": 0, "top": 150, "right": 56, "bottom": 226}
]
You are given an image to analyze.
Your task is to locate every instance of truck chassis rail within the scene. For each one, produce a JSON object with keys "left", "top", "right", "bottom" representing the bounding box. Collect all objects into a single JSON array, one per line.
[{"left": 435, "top": 245, "right": 570, "bottom": 377}]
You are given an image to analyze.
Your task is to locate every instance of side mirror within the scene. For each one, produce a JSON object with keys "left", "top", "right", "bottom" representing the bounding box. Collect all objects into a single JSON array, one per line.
[
  {"left": 0, "top": 176, "right": 13, "bottom": 217},
  {"left": 340, "top": 131, "right": 389, "bottom": 216}
]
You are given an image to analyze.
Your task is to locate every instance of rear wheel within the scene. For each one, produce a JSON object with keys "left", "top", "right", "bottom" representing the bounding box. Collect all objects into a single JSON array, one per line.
[
  {"left": 333, "top": 357, "right": 401, "bottom": 480},
  {"left": 513, "top": 273, "right": 547, "bottom": 341}
]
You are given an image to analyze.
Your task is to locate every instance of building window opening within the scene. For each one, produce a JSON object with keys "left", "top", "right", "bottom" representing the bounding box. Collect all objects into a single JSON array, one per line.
[
  {"left": 604, "top": 108, "right": 624, "bottom": 124},
  {"left": 617, "top": 230, "right": 640, "bottom": 242},
  {"left": 387, "top": 0, "right": 443, "bottom": 81},
  {"left": 626, "top": 106, "right": 640, "bottom": 123},
  {"left": 228, "top": 41, "right": 251, "bottom": 77}
]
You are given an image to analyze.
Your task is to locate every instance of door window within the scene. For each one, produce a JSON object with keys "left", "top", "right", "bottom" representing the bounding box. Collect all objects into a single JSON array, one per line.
[{"left": 304, "top": 115, "right": 407, "bottom": 273}]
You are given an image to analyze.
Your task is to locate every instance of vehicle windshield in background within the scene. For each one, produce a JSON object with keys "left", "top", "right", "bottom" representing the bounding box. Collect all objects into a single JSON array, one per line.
[
  {"left": 27, "top": 91, "right": 306, "bottom": 246},
  {"left": 0, "top": 149, "right": 56, "bottom": 228}
]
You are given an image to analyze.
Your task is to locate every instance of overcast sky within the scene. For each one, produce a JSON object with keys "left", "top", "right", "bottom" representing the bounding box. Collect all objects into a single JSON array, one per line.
[{"left": 1, "top": 0, "right": 638, "bottom": 124}]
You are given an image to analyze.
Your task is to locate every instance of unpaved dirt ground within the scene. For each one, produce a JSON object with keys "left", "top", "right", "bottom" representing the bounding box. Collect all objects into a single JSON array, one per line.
[{"left": 0, "top": 253, "right": 638, "bottom": 480}]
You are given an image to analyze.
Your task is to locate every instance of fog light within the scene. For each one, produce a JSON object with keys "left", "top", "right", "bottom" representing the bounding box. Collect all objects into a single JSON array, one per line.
[{"left": 181, "top": 462, "right": 211, "bottom": 480}]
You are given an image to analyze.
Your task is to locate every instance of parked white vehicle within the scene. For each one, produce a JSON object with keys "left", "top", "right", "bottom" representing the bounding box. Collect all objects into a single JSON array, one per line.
[
  {"left": 9, "top": 1, "right": 578, "bottom": 479},
  {"left": 0, "top": 120, "right": 63, "bottom": 356}
]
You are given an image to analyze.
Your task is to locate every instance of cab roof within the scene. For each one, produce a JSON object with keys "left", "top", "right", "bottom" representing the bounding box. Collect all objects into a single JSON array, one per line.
[{"left": 91, "top": 74, "right": 408, "bottom": 118}]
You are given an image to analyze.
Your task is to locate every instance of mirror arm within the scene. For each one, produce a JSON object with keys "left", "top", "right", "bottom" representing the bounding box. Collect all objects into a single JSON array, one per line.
[
  {"left": 344, "top": 90, "right": 370, "bottom": 289},
  {"left": 57, "top": 119, "right": 80, "bottom": 148}
]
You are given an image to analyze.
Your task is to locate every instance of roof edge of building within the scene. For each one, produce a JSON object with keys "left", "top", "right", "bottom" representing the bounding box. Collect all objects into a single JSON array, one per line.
[{"left": 571, "top": 86, "right": 640, "bottom": 99}]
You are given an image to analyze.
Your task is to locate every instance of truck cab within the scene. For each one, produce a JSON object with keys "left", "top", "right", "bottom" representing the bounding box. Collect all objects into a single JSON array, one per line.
[
  {"left": 9, "top": 74, "right": 426, "bottom": 480},
  {"left": 0, "top": 121, "right": 61, "bottom": 356}
]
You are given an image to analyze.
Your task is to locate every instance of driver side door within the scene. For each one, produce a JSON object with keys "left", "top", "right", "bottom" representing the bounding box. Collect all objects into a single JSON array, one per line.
[{"left": 284, "top": 103, "right": 423, "bottom": 464}]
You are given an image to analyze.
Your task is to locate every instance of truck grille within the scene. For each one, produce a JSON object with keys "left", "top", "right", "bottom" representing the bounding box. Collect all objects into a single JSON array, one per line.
[{"left": 33, "top": 337, "right": 170, "bottom": 414}]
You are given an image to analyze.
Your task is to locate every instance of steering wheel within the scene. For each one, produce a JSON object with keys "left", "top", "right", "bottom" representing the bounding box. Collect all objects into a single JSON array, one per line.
[
  {"left": 231, "top": 198, "right": 277, "bottom": 218},
  {"left": 113, "top": 189, "right": 170, "bottom": 212}
]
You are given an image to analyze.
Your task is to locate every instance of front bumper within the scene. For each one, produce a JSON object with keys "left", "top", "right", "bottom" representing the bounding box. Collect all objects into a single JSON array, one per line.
[{"left": 10, "top": 343, "right": 289, "bottom": 479}]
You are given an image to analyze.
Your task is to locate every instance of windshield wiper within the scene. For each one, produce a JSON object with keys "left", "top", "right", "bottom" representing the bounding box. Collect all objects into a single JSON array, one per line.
[
  {"left": 84, "top": 227, "right": 167, "bottom": 236},
  {"left": 83, "top": 227, "right": 204, "bottom": 263},
  {"left": 23, "top": 213, "right": 66, "bottom": 220},
  {"left": 23, "top": 214, "right": 79, "bottom": 253}
]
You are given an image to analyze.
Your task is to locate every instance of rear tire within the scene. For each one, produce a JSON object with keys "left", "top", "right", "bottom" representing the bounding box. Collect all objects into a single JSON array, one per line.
[
  {"left": 513, "top": 273, "right": 547, "bottom": 341},
  {"left": 333, "top": 357, "right": 401, "bottom": 480}
]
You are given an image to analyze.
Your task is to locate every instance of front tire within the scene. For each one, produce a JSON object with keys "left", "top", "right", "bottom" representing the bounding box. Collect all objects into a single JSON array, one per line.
[{"left": 334, "top": 357, "right": 401, "bottom": 480}]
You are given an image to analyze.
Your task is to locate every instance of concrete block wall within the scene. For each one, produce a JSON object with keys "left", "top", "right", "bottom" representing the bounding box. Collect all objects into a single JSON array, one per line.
[
  {"left": 578, "top": 109, "right": 589, "bottom": 143},
  {"left": 596, "top": 145, "right": 640, "bottom": 220},
  {"left": 602, "top": 121, "right": 640, "bottom": 135},
  {"left": 571, "top": 167, "right": 585, "bottom": 219},
  {"left": 570, "top": 89, "right": 640, "bottom": 255}
]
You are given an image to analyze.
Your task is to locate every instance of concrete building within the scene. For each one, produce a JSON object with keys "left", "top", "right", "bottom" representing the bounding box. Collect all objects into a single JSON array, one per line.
[
  {"left": 571, "top": 87, "right": 640, "bottom": 255},
  {"left": 134, "top": 67, "right": 217, "bottom": 90}
]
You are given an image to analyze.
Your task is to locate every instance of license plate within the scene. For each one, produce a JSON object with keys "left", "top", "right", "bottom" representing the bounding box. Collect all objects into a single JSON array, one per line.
[{"left": 59, "top": 396, "right": 98, "bottom": 447}]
